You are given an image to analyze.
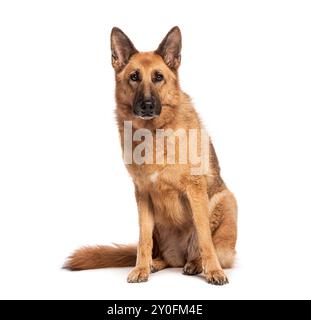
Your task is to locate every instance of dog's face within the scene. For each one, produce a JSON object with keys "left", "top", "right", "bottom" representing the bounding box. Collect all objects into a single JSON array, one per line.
[{"left": 111, "top": 27, "right": 182, "bottom": 121}]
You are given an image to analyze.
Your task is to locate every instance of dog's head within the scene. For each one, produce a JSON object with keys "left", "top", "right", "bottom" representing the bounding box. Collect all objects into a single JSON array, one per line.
[{"left": 111, "top": 27, "right": 182, "bottom": 121}]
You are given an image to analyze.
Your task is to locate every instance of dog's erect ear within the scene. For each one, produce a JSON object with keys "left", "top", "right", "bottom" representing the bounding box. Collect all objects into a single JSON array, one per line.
[
  {"left": 155, "top": 26, "right": 182, "bottom": 70},
  {"left": 111, "top": 27, "right": 138, "bottom": 72}
]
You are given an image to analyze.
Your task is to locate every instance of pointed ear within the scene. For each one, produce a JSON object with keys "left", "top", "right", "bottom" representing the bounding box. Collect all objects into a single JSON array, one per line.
[
  {"left": 155, "top": 26, "right": 182, "bottom": 70},
  {"left": 110, "top": 27, "right": 138, "bottom": 72}
]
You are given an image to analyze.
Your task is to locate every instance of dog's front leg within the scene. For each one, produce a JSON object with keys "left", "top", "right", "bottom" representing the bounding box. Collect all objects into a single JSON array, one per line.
[
  {"left": 127, "top": 188, "right": 154, "bottom": 283},
  {"left": 186, "top": 182, "right": 228, "bottom": 285}
]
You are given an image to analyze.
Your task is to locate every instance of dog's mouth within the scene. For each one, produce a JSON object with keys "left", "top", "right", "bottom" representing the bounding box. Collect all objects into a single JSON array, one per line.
[{"left": 135, "top": 115, "right": 159, "bottom": 120}]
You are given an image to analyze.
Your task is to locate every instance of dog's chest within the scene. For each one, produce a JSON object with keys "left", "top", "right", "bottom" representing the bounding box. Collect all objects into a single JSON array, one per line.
[
  {"left": 128, "top": 164, "right": 192, "bottom": 225},
  {"left": 150, "top": 188, "right": 192, "bottom": 227},
  {"left": 148, "top": 169, "right": 192, "bottom": 226}
]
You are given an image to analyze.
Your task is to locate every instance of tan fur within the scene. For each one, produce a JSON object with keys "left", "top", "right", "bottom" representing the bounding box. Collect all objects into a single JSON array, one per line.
[
  {"left": 65, "top": 27, "right": 237, "bottom": 285},
  {"left": 65, "top": 244, "right": 136, "bottom": 270}
]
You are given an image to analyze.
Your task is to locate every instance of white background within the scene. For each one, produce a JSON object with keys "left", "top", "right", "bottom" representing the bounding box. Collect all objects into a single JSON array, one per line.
[{"left": 0, "top": 0, "right": 311, "bottom": 300}]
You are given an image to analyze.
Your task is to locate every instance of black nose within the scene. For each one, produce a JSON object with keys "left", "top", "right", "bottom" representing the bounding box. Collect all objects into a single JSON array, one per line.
[{"left": 141, "top": 100, "right": 155, "bottom": 115}]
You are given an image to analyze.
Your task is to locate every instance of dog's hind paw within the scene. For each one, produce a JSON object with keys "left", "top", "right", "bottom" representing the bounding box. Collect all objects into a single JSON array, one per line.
[{"left": 183, "top": 260, "right": 203, "bottom": 275}]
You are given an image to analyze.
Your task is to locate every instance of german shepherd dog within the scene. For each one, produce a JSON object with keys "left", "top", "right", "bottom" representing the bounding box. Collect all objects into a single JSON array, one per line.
[{"left": 65, "top": 27, "right": 237, "bottom": 285}]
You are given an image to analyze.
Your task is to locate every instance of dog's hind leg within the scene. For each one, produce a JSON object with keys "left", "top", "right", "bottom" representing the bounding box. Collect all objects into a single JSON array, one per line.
[
  {"left": 183, "top": 189, "right": 237, "bottom": 275},
  {"left": 209, "top": 190, "right": 238, "bottom": 269}
]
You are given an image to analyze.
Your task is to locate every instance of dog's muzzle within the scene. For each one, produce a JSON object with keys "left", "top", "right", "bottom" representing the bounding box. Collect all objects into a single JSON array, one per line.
[{"left": 133, "top": 97, "right": 162, "bottom": 120}]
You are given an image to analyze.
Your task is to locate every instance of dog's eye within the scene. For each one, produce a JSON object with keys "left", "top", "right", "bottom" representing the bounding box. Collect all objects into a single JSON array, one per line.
[
  {"left": 130, "top": 72, "right": 139, "bottom": 82},
  {"left": 154, "top": 73, "right": 164, "bottom": 82}
]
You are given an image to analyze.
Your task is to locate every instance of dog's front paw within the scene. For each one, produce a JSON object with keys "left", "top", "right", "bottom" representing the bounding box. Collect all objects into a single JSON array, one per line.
[
  {"left": 127, "top": 267, "right": 150, "bottom": 283},
  {"left": 205, "top": 269, "right": 229, "bottom": 285}
]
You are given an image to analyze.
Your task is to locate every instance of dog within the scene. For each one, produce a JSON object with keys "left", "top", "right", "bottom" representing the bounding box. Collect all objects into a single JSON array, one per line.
[{"left": 65, "top": 26, "right": 237, "bottom": 285}]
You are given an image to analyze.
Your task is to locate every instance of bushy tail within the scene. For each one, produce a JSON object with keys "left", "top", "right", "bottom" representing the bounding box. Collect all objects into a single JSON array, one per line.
[{"left": 64, "top": 244, "right": 137, "bottom": 271}]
